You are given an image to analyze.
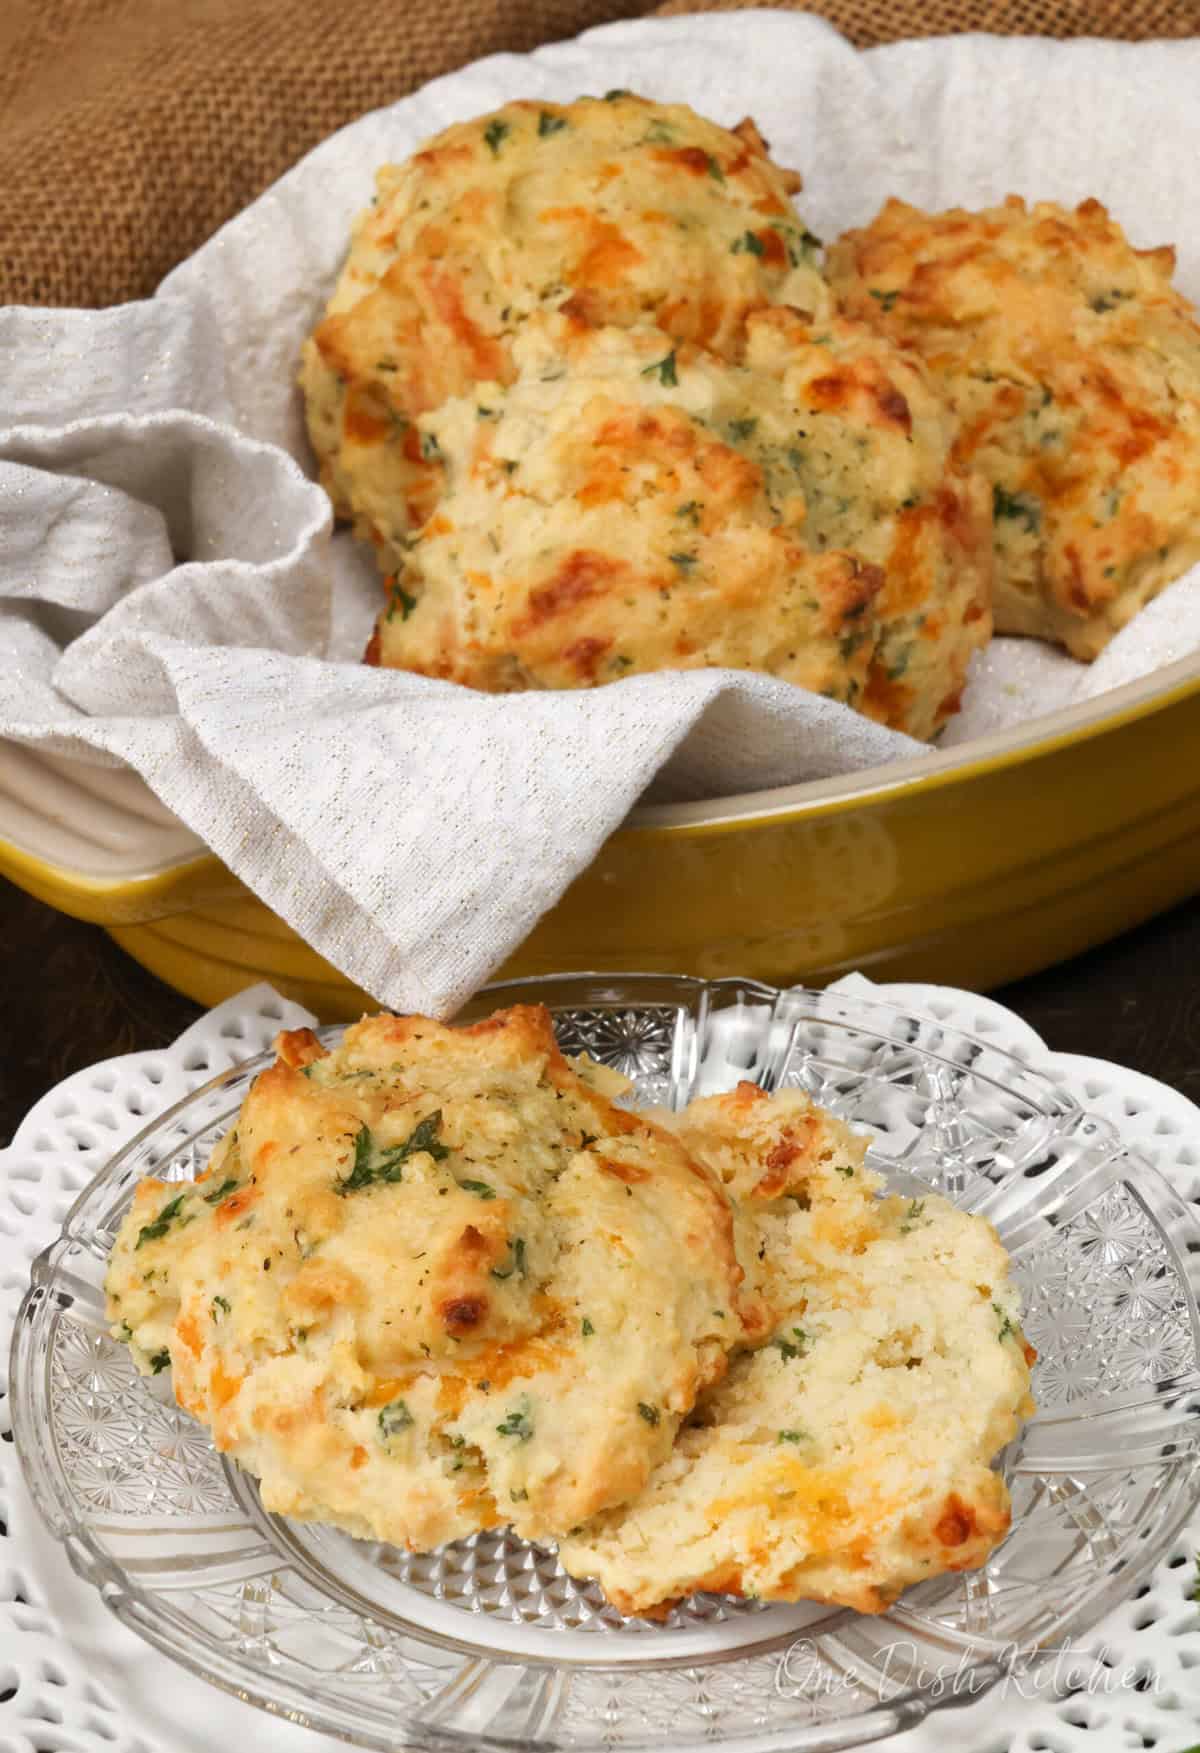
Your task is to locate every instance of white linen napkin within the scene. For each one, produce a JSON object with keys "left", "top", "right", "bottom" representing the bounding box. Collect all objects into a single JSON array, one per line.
[{"left": 3, "top": 11, "right": 1200, "bottom": 1013}]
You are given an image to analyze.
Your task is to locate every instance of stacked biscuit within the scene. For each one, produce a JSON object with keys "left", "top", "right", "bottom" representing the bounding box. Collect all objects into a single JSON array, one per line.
[
  {"left": 829, "top": 196, "right": 1200, "bottom": 660},
  {"left": 300, "top": 96, "right": 992, "bottom": 740},
  {"left": 106, "top": 1004, "right": 1034, "bottom": 1617},
  {"left": 302, "top": 94, "right": 1200, "bottom": 734}
]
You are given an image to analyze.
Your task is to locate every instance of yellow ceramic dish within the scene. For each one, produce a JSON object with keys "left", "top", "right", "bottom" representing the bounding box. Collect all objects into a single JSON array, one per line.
[{"left": 1, "top": 657, "right": 1197, "bottom": 1018}]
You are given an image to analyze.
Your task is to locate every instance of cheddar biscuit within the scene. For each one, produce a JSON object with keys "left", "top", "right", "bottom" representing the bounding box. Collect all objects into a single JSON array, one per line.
[
  {"left": 828, "top": 196, "right": 1200, "bottom": 658},
  {"left": 558, "top": 1082, "right": 1034, "bottom": 1617},
  {"left": 300, "top": 93, "right": 827, "bottom": 570},
  {"left": 105, "top": 1005, "right": 762, "bottom": 1551},
  {"left": 366, "top": 310, "right": 992, "bottom": 739}
]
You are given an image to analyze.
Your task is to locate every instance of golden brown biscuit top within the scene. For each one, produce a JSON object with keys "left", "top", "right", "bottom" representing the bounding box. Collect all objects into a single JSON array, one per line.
[
  {"left": 301, "top": 95, "right": 829, "bottom": 550},
  {"left": 366, "top": 308, "right": 991, "bottom": 736},
  {"left": 559, "top": 1079, "right": 1034, "bottom": 1618},
  {"left": 322, "top": 93, "right": 825, "bottom": 369},
  {"left": 105, "top": 1004, "right": 762, "bottom": 1545},
  {"left": 828, "top": 196, "right": 1200, "bottom": 654},
  {"left": 828, "top": 195, "right": 1190, "bottom": 351}
]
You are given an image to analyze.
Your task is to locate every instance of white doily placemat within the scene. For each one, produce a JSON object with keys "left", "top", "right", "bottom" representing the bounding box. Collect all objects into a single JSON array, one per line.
[{"left": 1, "top": 978, "right": 1197, "bottom": 1753}]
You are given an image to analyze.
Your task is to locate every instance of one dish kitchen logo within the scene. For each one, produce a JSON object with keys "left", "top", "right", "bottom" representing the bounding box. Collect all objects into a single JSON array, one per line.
[{"left": 776, "top": 1637, "right": 1166, "bottom": 1706}]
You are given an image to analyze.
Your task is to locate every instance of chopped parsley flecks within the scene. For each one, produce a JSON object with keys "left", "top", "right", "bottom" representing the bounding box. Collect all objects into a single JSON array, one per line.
[
  {"left": 1091, "top": 289, "right": 1132, "bottom": 313},
  {"left": 387, "top": 583, "right": 418, "bottom": 622},
  {"left": 483, "top": 119, "right": 510, "bottom": 155},
  {"left": 778, "top": 1428, "right": 809, "bottom": 1444},
  {"left": 500, "top": 458, "right": 519, "bottom": 474},
  {"left": 834, "top": 1163, "right": 856, "bottom": 1179},
  {"left": 899, "top": 1198, "right": 927, "bottom": 1235},
  {"left": 669, "top": 551, "right": 698, "bottom": 572},
  {"left": 705, "top": 153, "right": 725, "bottom": 182},
  {"left": 993, "top": 486, "right": 1042, "bottom": 532},
  {"left": 491, "top": 1236, "right": 527, "bottom": 1280},
  {"left": 203, "top": 1176, "right": 240, "bottom": 1205},
  {"left": 496, "top": 1396, "right": 534, "bottom": 1442},
  {"left": 604, "top": 88, "right": 631, "bottom": 101},
  {"left": 459, "top": 1179, "right": 497, "bottom": 1200},
  {"left": 378, "top": 1399, "right": 414, "bottom": 1440},
  {"left": 581, "top": 1317, "right": 595, "bottom": 1337},
  {"left": 117, "top": 1320, "right": 133, "bottom": 1342},
  {"left": 135, "top": 1193, "right": 190, "bottom": 1250},
  {"left": 728, "top": 417, "right": 758, "bottom": 441},
  {"left": 868, "top": 288, "right": 899, "bottom": 312},
  {"left": 538, "top": 111, "right": 568, "bottom": 137},
  {"left": 637, "top": 1402, "right": 661, "bottom": 1427},
  {"left": 420, "top": 431, "right": 442, "bottom": 461},
  {"left": 676, "top": 500, "right": 701, "bottom": 525},
  {"left": 336, "top": 1112, "right": 449, "bottom": 1196},
  {"left": 211, "top": 1296, "right": 231, "bottom": 1321},
  {"left": 887, "top": 645, "right": 914, "bottom": 682},
  {"left": 732, "top": 231, "right": 765, "bottom": 257},
  {"left": 770, "top": 222, "right": 822, "bottom": 266},
  {"left": 375, "top": 358, "right": 398, "bottom": 373},
  {"left": 775, "top": 1327, "right": 809, "bottom": 1362},
  {"left": 641, "top": 350, "right": 678, "bottom": 387},
  {"left": 993, "top": 1303, "right": 1015, "bottom": 1344},
  {"left": 149, "top": 1348, "right": 171, "bottom": 1375}
]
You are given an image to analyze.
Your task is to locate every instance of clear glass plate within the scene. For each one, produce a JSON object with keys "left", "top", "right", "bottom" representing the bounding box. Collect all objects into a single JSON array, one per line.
[{"left": 11, "top": 974, "right": 1200, "bottom": 1751}]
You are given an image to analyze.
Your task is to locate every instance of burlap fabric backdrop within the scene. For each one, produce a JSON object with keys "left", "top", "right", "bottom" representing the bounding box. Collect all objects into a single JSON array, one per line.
[{"left": 2, "top": 0, "right": 1198, "bottom": 309}]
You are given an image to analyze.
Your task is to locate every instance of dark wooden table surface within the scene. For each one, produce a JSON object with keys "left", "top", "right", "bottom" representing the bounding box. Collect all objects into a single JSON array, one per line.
[{"left": 3, "top": 873, "right": 1200, "bottom": 1147}]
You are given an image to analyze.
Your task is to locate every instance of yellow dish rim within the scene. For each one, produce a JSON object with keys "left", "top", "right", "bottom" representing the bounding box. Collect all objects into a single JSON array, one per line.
[{"left": 634, "top": 651, "right": 1200, "bottom": 832}]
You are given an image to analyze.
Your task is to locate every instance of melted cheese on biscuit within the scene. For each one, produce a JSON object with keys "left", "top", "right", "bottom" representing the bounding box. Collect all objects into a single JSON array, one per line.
[
  {"left": 105, "top": 1005, "right": 762, "bottom": 1550},
  {"left": 558, "top": 1083, "right": 1034, "bottom": 1616},
  {"left": 300, "top": 93, "right": 827, "bottom": 570},
  {"left": 366, "top": 309, "right": 991, "bottom": 739},
  {"left": 829, "top": 195, "right": 1200, "bottom": 658}
]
